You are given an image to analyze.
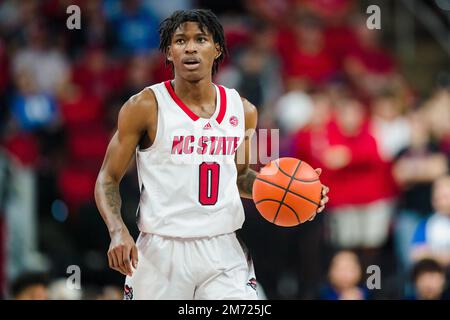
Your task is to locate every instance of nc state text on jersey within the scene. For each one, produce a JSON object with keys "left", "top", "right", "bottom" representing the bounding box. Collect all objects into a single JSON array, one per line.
[{"left": 171, "top": 136, "right": 240, "bottom": 155}]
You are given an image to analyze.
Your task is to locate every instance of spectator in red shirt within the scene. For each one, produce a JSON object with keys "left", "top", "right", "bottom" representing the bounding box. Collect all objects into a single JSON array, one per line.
[
  {"left": 277, "top": 12, "right": 338, "bottom": 90},
  {"left": 58, "top": 82, "right": 104, "bottom": 131},
  {"left": 72, "top": 47, "right": 123, "bottom": 102},
  {"left": 244, "top": 0, "right": 293, "bottom": 26},
  {"left": 299, "top": 0, "right": 355, "bottom": 22},
  {"left": 343, "top": 17, "right": 397, "bottom": 99},
  {"left": 294, "top": 94, "right": 395, "bottom": 257},
  {"left": 324, "top": 97, "right": 395, "bottom": 267}
]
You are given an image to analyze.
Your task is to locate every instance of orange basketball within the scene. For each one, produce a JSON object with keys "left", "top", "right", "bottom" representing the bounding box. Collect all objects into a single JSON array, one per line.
[{"left": 252, "top": 157, "right": 322, "bottom": 227}]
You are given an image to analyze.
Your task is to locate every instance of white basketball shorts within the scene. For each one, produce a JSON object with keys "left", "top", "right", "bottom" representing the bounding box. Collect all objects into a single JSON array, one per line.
[{"left": 124, "top": 232, "right": 258, "bottom": 300}]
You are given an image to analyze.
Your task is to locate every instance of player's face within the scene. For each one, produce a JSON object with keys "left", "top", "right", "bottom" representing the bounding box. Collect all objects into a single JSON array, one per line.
[{"left": 167, "top": 22, "right": 221, "bottom": 82}]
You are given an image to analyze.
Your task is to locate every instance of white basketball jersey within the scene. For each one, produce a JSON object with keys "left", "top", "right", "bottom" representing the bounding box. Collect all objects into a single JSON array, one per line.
[{"left": 135, "top": 81, "right": 246, "bottom": 238}]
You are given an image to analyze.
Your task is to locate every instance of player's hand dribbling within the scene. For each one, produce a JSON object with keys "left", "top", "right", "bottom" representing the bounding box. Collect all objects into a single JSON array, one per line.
[
  {"left": 108, "top": 228, "right": 138, "bottom": 277},
  {"left": 308, "top": 168, "right": 329, "bottom": 221}
]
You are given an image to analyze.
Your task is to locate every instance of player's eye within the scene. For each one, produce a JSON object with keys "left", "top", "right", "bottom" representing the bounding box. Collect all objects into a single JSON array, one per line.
[
  {"left": 197, "top": 37, "right": 207, "bottom": 43},
  {"left": 175, "top": 39, "right": 185, "bottom": 45}
]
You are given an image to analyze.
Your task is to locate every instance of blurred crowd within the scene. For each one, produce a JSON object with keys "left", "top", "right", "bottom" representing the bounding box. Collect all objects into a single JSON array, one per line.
[{"left": 0, "top": 0, "right": 449, "bottom": 300}]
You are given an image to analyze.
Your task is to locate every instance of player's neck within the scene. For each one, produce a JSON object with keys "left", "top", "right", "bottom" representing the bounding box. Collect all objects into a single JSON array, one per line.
[{"left": 171, "top": 76, "right": 215, "bottom": 106}]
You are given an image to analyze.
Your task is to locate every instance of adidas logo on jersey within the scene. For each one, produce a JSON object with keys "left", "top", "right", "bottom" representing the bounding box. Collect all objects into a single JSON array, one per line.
[{"left": 203, "top": 122, "right": 212, "bottom": 130}]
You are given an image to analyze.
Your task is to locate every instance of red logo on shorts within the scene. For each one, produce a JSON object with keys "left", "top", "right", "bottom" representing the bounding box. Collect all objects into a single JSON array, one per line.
[
  {"left": 229, "top": 116, "right": 238, "bottom": 127},
  {"left": 247, "top": 278, "right": 257, "bottom": 291},
  {"left": 124, "top": 284, "right": 133, "bottom": 300}
]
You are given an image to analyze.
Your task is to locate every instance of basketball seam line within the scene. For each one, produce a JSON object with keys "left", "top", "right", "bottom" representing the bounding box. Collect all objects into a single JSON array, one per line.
[
  {"left": 254, "top": 199, "right": 300, "bottom": 222},
  {"left": 293, "top": 178, "right": 320, "bottom": 183},
  {"left": 272, "top": 160, "right": 302, "bottom": 224},
  {"left": 274, "top": 161, "right": 319, "bottom": 183},
  {"left": 255, "top": 177, "right": 320, "bottom": 206}
]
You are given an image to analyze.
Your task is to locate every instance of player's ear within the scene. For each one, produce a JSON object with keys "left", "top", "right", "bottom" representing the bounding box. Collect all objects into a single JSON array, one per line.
[
  {"left": 214, "top": 44, "right": 222, "bottom": 60},
  {"left": 166, "top": 46, "right": 173, "bottom": 62}
]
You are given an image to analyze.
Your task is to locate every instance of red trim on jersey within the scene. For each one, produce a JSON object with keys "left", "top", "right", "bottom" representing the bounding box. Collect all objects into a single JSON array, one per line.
[
  {"left": 164, "top": 81, "right": 199, "bottom": 121},
  {"left": 164, "top": 80, "right": 227, "bottom": 124},
  {"left": 216, "top": 85, "right": 227, "bottom": 124}
]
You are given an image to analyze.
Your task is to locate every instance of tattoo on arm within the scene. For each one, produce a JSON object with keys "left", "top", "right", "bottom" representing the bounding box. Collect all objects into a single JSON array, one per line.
[
  {"left": 103, "top": 181, "right": 122, "bottom": 215},
  {"left": 237, "top": 169, "right": 257, "bottom": 197}
]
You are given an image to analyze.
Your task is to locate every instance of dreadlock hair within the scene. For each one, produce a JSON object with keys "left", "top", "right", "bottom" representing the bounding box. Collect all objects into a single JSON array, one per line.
[{"left": 159, "top": 9, "right": 228, "bottom": 75}]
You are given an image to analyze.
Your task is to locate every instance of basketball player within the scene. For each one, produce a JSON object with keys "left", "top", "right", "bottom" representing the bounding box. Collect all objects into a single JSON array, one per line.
[{"left": 95, "top": 9, "right": 329, "bottom": 300}]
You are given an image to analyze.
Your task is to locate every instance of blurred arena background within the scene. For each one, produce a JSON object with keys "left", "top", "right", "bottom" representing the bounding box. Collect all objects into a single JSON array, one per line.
[{"left": 0, "top": 0, "right": 449, "bottom": 300}]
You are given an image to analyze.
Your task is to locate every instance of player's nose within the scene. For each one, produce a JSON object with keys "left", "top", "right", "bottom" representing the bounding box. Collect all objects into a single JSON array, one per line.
[{"left": 185, "top": 39, "right": 197, "bottom": 53}]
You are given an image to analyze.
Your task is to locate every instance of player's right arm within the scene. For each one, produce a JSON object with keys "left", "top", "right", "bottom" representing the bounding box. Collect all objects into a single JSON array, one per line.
[{"left": 95, "top": 89, "right": 156, "bottom": 276}]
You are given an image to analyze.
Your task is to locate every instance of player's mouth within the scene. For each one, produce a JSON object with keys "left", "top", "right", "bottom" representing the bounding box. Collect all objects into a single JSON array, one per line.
[{"left": 182, "top": 57, "right": 201, "bottom": 70}]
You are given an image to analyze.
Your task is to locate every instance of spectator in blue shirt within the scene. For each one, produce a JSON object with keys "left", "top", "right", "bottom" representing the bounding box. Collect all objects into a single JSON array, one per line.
[
  {"left": 411, "top": 176, "right": 450, "bottom": 267},
  {"left": 10, "top": 70, "right": 57, "bottom": 132},
  {"left": 110, "top": 0, "right": 160, "bottom": 56},
  {"left": 319, "top": 250, "right": 369, "bottom": 300}
]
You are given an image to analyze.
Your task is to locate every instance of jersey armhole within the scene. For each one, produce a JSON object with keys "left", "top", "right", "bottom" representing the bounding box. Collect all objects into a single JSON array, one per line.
[
  {"left": 232, "top": 89, "right": 247, "bottom": 147},
  {"left": 137, "top": 86, "right": 163, "bottom": 153}
]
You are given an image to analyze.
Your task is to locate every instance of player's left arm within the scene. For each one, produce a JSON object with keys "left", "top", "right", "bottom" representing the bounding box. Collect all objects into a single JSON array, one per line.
[
  {"left": 235, "top": 98, "right": 259, "bottom": 199},
  {"left": 235, "top": 98, "right": 329, "bottom": 216}
]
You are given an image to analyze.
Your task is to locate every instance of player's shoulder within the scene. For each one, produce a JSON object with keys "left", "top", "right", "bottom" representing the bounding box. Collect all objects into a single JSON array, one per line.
[
  {"left": 118, "top": 87, "right": 157, "bottom": 129},
  {"left": 238, "top": 96, "right": 257, "bottom": 129},
  {"left": 240, "top": 96, "right": 258, "bottom": 118},
  {"left": 126, "top": 87, "right": 157, "bottom": 111},
  {"left": 120, "top": 87, "right": 157, "bottom": 117}
]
